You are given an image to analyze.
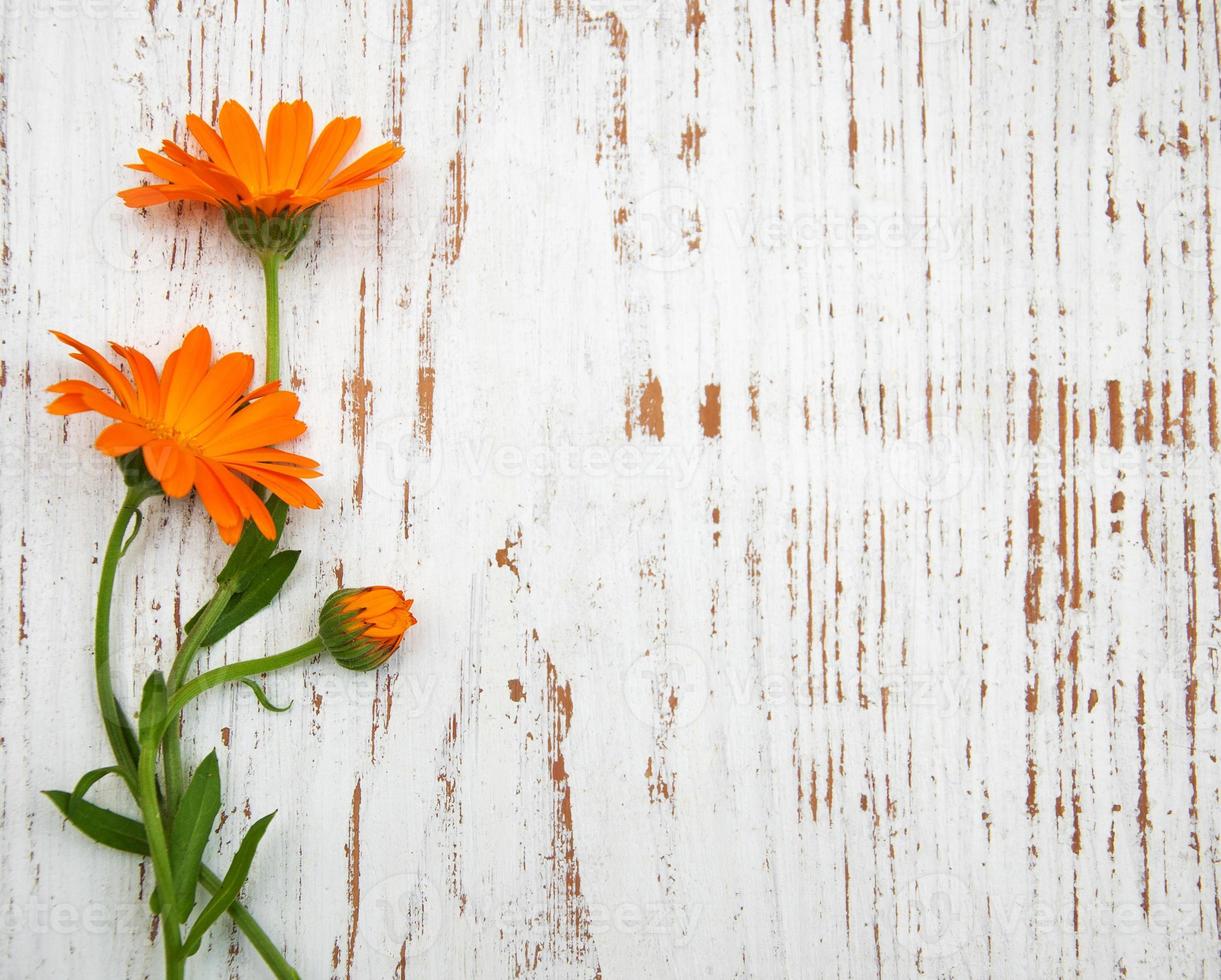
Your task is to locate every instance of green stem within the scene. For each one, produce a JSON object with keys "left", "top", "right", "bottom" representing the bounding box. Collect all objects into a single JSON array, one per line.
[
  {"left": 163, "top": 584, "right": 237, "bottom": 809},
  {"left": 93, "top": 488, "right": 299, "bottom": 977},
  {"left": 96, "top": 486, "right": 155, "bottom": 789},
  {"left": 261, "top": 252, "right": 282, "bottom": 383},
  {"left": 199, "top": 866, "right": 298, "bottom": 979},
  {"left": 137, "top": 740, "right": 184, "bottom": 978},
  {"left": 166, "top": 638, "right": 323, "bottom": 728}
]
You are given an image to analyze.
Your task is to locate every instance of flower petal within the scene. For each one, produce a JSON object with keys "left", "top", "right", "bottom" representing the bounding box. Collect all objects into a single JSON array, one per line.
[
  {"left": 218, "top": 100, "right": 269, "bottom": 195},
  {"left": 95, "top": 421, "right": 155, "bottom": 456}
]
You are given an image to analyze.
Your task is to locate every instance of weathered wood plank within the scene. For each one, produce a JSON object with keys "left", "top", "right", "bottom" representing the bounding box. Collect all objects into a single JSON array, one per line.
[{"left": 0, "top": 0, "right": 1217, "bottom": 977}]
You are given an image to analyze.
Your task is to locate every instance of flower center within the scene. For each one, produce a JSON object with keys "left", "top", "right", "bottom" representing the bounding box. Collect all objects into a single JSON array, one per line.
[{"left": 144, "top": 417, "right": 204, "bottom": 455}]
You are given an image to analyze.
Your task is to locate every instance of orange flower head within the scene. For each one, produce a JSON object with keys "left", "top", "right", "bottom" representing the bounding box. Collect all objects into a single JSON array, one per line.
[
  {"left": 118, "top": 99, "right": 404, "bottom": 258},
  {"left": 47, "top": 326, "right": 322, "bottom": 544},
  {"left": 319, "top": 587, "right": 417, "bottom": 671}
]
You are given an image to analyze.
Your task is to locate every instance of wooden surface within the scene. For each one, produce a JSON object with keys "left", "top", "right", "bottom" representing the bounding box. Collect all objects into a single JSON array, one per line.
[{"left": 2, "top": 0, "right": 1219, "bottom": 977}]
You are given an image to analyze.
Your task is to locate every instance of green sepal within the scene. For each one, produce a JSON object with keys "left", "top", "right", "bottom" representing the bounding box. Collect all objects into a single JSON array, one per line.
[
  {"left": 241, "top": 678, "right": 293, "bottom": 713},
  {"left": 138, "top": 672, "right": 168, "bottom": 747},
  {"left": 44, "top": 791, "right": 149, "bottom": 855},
  {"left": 223, "top": 205, "right": 315, "bottom": 260},
  {"left": 182, "top": 812, "right": 276, "bottom": 956},
  {"left": 170, "top": 751, "right": 222, "bottom": 919},
  {"left": 116, "top": 450, "right": 162, "bottom": 497}
]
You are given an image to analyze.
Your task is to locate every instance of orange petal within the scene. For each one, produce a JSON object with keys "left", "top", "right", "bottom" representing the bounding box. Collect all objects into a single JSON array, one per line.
[
  {"left": 186, "top": 114, "right": 237, "bottom": 174},
  {"left": 118, "top": 185, "right": 218, "bottom": 207},
  {"left": 46, "top": 393, "right": 89, "bottom": 414},
  {"left": 110, "top": 344, "right": 162, "bottom": 418},
  {"left": 218, "top": 101, "right": 269, "bottom": 195},
  {"left": 51, "top": 331, "right": 138, "bottom": 409},
  {"left": 297, "top": 116, "right": 361, "bottom": 194},
  {"left": 264, "top": 101, "right": 296, "bottom": 190},
  {"left": 143, "top": 438, "right": 196, "bottom": 497},
  {"left": 285, "top": 100, "right": 315, "bottom": 188},
  {"left": 313, "top": 177, "right": 387, "bottom": 203},
  {"left": 193, "top": 457, "right": 242, "bottom": 532},
  {"left": 176, "top": 351, "right": 255, "bottom": 436},
  {"left": 198, "top": 390, "right": 302, "bottom": 452},
  {"left": 227, "top": 465, "right": 323, "bottom": 509},
  {"left": 161, "top": 326, "right": 213, "bottom": 427},
  {"left": 209, "top": 461, "right": 277, "bottom": 538},
  {"left": 323, "top": 141, "right": 404, "bottom": 189},
  {"left": 95, "top": 421, "right": 155, "bottom": 456}
]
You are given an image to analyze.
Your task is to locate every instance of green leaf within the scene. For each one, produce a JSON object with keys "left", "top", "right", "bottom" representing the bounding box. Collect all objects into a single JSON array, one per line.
[
  {"left": 119, "top": 508, "right": 144, "bottom": 558},
  {"left": 183, "top": 812, "right": 276, "bottom": 956},
  {"left": 202, "top": 551, "right": 300, "bottom": 646},
  {"left": 69, "top": 767, "right": 121, "bottom": 809},
  {"left": 170, "top": 751, "right": 222, "bottom": 919},
  {"left": 216, "top": 496, "right": 289, "bottom": 588},
  {"left": 138, "top": 671, "right": 168, "bottom": 747},
  {"left": 114, "top": 698, "right": 142, "bottom": 774},
  {"left": 44, "top": 791, "right": 149, "bottom": 855},
  {"left": 240, "top": 678, "right": 293, "bottom": 713}
]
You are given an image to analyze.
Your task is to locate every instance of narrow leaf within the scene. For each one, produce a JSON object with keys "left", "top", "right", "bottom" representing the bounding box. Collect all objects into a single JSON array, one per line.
[
  {"left": 170, "top": 751, "right": 222, "bottom": 918},
  {"left": 241, "top": 678, "right": 293, "bottom": 713},
  {"left": 44, "top": 791, "right": 149, "bottom": 855},
  {"left": 202, "top": 551, "right": 300, "bottom": 646},
  {"left": 114, "top": 697, "right": 142, "bottom": 773},
  {"left": 119, "top": 508, "right": 144, "bottom": 558},
  {"left": 183, "top": 812, "right": 276, "bottom": 956},
  {"left": 138, "top": 671, "right": 167, "bottom": 747},
  {"left": 69, "top": 767, "right": 121, "bottom": 809}
]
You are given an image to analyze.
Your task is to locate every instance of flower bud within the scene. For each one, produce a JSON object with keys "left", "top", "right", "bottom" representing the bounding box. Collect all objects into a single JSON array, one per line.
[
  {"left": 319, "top": 587, "right": 416, "bottom": 671},
  {"left": 223, "top": 205, "right": 316, "bottom": 260}
]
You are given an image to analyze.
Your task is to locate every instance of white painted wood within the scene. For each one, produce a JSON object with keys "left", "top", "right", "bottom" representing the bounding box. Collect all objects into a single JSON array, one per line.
[{"left": 1, "top": 0, "right": 1218, "bottom": 976}]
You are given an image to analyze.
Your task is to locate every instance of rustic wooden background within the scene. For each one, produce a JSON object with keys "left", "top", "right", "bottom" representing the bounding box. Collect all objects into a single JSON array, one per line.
[{"left": 1, "top": 0, "right": 1219, "bottom": 977}]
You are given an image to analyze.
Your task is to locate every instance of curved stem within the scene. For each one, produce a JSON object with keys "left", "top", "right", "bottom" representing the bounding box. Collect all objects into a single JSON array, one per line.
[
  {"left": 166, "top": 638, "right": 323, "bottom": 730},
  {"left": 92, "top": 489, "right": 300, "bottom": 976},
  {"left": 261, "top": 253, "right": 283, "bottom": 383},
  {"left": 95, "top": 486, "right": 154, "bottom": 789}
]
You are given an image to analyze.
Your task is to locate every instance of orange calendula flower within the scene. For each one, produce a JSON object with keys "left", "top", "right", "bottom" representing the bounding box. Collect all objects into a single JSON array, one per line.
[
  {"left": 47, "top": 326, "right": 322, "bottom": 544},
  {"left": 319, "top": 587, "right": 417, "bottom": 671},
  {"left": 118, "top": 99, "right": 403, "bottom": 258}
]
